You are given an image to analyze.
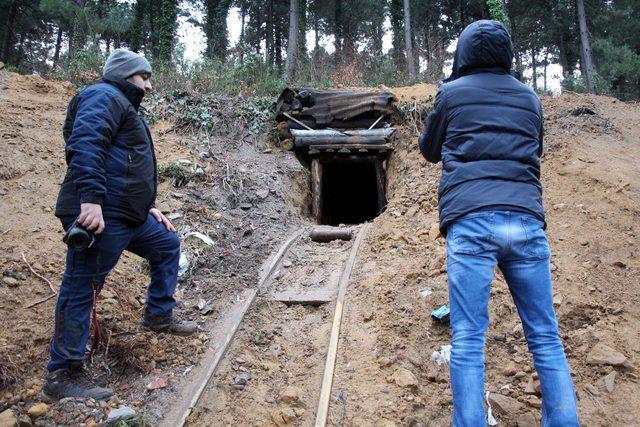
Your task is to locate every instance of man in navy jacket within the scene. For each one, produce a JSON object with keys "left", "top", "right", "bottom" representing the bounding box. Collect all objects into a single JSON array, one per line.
[
  {"left": 420, "top": 21, "right": 580, "bottom": 426},
  {"left": 44, "top": 49, "right": 196, "bottom": 400}
]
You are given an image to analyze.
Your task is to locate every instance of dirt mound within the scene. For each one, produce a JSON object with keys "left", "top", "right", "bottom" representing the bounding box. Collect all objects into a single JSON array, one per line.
[
  {"left": 1, "top": 73, "right": 639, "bottom": 426},
  {"left": 0, "top": 70, "right": 306, "bottom": 423},
  {"left": 388, "top": 82, "right": 438, "bottom": 103},
  {"left": 326, "top": 89, "right": 640, "bottom": 425}
]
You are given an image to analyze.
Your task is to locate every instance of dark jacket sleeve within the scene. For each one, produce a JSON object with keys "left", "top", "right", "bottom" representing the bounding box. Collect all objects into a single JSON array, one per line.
[
  {"left": 537, "top": 101, "right": 544, "bottom": 157},
  {"left": 65, "top": 88, "right": 124, "bottom": 205},
  {"left": 419, "top": 88, "right": 448, "bottom": 163}
]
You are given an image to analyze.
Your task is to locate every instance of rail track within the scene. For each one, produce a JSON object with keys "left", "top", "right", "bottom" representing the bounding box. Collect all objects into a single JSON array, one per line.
[{"left": 162, "top": 223, "right": 370, "bottom": 426}]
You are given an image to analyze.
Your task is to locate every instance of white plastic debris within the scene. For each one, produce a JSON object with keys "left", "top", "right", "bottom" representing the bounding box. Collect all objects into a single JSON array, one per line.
[
  {"left": 430, "top": 344, "right": 452, "bottom": 365},
  {"left": 419, "top": 287, "right": 433, "bottom": 297},
  {"left": 107, "top": 406, "right": 136, "bottom": 423},
  {"left": 185, "top": 232, "right": 215, "bottom": 246},
  {"left": 486, "top": 391, "right": 498, "bottom": 426},
  {"left": 178, "top": 252, "right": 190, "bottom": 277},
  {"left": 197, "top": 298, "right": 213, "bottom": 315}
]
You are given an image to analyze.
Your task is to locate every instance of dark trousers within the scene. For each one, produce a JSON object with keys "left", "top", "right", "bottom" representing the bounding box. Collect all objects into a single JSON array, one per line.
[{"left": 48, "top": 214, "right": 180, "bottom": 372}]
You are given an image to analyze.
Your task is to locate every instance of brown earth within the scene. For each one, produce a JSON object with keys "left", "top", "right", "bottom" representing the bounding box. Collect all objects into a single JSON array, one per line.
[{"left": 1, "top": 70, "right": 639, "bottom": 426}]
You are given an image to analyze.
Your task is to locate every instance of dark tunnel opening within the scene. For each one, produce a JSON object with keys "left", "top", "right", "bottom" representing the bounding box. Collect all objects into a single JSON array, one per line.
[{"left": 315, "top": 158, "right": 385, "bottom": 226}]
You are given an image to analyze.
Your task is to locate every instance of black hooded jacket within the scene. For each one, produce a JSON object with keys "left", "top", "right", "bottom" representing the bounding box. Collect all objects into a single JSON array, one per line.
[
  {"left": 55, "top": 78, "right": 157, "bottom": 225},
  {"left": 419, "top": 20, "right": 545, "bottom": 233}
]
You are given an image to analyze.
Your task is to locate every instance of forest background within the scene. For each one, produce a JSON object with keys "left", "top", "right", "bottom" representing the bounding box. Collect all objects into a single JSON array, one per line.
[{"left": 0, "top": 0, "right": 638, "bottom": 100}]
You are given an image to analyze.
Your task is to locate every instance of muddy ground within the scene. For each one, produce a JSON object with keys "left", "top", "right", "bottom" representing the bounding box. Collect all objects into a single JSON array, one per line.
[{"left": 1, "top": 69, "right": 639, "bottom": 426}]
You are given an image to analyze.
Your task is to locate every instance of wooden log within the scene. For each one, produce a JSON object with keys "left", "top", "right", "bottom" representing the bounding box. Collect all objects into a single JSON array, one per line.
[
  {"left": 315, "top": 224, "right": 370, "bottom": 427},
  {"left": 163, "top": 229, "right": 306, "bottom": 427},
  {"left": 294, "top": 136, "right": 388, "bottom": 148},
  {"left": 310, "top": 227, "right": 352, "bottom": 242},
  {"left": 286, "top": 117, "right": 388, "bottom": 130},
  {"left": 291, "top": 128, "right": 395, "bottom": 138},
  {"left": 308, "top": 143, "right": 393, "bottom": 152},
  {"left": 277, "top": 121, "right": 292, "bottom": 138},
  {"left": 311, "top": 159, "right": 323, "bottom": 224}
]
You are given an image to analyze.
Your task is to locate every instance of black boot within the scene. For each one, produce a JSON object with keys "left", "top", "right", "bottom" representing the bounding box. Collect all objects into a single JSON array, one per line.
[
  {"left": 43, "top": 364, "right": 113, "bottom": 401},
  {"left": 142, "top": 312, "right": 197, "bottom": 336}
]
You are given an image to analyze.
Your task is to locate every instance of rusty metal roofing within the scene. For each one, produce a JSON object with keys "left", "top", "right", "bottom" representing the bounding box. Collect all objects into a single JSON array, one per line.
[{"left": 276, "top": 88, "right": 398, "bottom": 126}]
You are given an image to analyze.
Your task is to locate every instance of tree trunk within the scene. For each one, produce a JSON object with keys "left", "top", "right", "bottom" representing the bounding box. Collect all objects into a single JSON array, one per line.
[
  {"left": 1, "top": 1, "right": 18, "bottom": 63},
  {"left": 333, "top": 0, "right": 343, "bottom": 63},
  {"left": 275, "top": 15, "right": 283, "bottom": 69},
  {"left": 313, "top": 6, "right": 319, "bottom": 62},
  {"left": 15, "top": 32, "right": 25, "bottom": 68},
  {"left": 297, "top": 0, "right": 306, "bottom": 58},
  {"left": 531, "top": 48, "right": 537, "bottom": 91},
  {"left": 130, "top": 0, "right": 146, "bottom": 53},
  {"left": 403, "top": 0, "right": 417, "bottom": 79},
  {"left": 543, "top": 50, "right": 548, "bottom": 92},
  {"left": 239, "top": 0, "right": 246, "bottom": 63},
  {"left": 205, "top": 0, "right": 232, "bottom": 61},
  {"left": 266, "top": 0, "right": 274, "bottom": 65},
  {"left": 156, "top": 0, "right": 178, "bottom": 64},
  {"left": 284, "top": 0, "right": 298, "bottom": 81},
  {"left": 557, "top": 30, "right": 569, "bottom": 78},
  {"left": 390, "top": 0, "right": 404, "bottom": 70},
  {"left": 576, "top": 0, "right": 595, "bottom": 93},
  {"left": 52, "top": 27, "right": 64, "bottom": 68}
]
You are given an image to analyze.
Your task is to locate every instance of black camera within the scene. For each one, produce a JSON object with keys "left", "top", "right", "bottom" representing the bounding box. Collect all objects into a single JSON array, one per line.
[{"left": 63, "top": 220, "right": 95, "bottom": 250}]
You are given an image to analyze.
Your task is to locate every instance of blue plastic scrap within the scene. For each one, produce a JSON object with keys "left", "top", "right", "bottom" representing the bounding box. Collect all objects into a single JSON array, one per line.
[{"left": 431, "top": 305, "right": 450, "bottom": 325}]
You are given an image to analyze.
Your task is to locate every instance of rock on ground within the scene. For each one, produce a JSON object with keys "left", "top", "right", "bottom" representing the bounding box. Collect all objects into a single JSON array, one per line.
[
  {"left": 0, "top": 409, "right": 17, "bottom": 427},
  {"left": 106, "top": 406, "right": 136, "bottom": 423},
  {"left": 26, "top": 403, "right": 49, "bottom": 418},
  {"left": 488, "top": 393, "right": 524, "bottom": 417},
  {"left": 278, "top": 386, "right": 305, "bottom": 406},
  {"left": 586, "top": 343, "right": 627, "bottom": 366},
  {"left": 603, "top": 371, "right": 616, "bottom": 393},
  {"left": 389, "top": 368, "right": 419, "bottom": 388}
]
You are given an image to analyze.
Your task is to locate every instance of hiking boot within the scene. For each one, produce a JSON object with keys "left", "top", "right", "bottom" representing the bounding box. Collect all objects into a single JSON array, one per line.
[
  {"left": 42, "top": 365, "right": 113, "bottom": 401},
  {"left": 142, "top": 313, "right": 197, "bottom": 336}
]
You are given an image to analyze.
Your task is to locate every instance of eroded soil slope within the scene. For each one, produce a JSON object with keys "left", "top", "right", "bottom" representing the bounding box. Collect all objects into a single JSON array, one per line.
[{"left": 328, "top": 92, "right": 640, "bottom": 426}]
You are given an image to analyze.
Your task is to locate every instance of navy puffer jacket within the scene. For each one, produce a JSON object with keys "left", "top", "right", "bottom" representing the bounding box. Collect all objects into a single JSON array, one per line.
[
  {"left": 55, "top": 78, "right": 157, "bottom": 225},
  {"left": 419, "top": 20, "right": 545, "bottom": 233}
]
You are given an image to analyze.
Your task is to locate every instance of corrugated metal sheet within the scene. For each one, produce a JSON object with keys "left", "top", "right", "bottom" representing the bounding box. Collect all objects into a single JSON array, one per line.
[{"left": 276, "top": 88, "right": 398, "bottom": 126}]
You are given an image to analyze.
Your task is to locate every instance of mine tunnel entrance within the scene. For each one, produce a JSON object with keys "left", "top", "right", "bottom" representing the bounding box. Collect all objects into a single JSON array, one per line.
[
  {"left": 274, "top": 87, "right": 398, "bottom": 225},
  {"left": 311, "top": 156, "right": 388, "bottom": 225}
]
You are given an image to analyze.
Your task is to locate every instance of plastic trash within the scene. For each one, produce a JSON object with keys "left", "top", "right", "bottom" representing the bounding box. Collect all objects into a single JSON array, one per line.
[
  {"left": 419, "top": 287, "right": 433, "bottom": 297},
  {"left": 430, "top": 344, "right": 452, "bottom": 365},
  {"left": 178, "top": 252, "right": 189, "bottom": 277},
  {"left": 431, "top": 305, "right": 450, "bottom": 324},
  {"left": 185, "top": 231, "right": 214, "bottom": 246},
  {"left": 486, "top": 391, "right": 498, "bottom": 426}
]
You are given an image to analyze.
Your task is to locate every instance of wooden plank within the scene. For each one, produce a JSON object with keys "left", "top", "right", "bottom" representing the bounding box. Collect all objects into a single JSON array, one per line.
[
  {"left": 272, "top": 289, "right": 335, "bottom": 306},
  {"left": 311, "top": 159, "right": 323, "bottom": 224},
  {"left": 160, "top": 288, "right": 256, "bottom": 427},
  {"left": 164, "top": 228, "right": 306, "bottom": 427},
  {"left": 315, "top": 224, "right": 370, "bottom": 427}
]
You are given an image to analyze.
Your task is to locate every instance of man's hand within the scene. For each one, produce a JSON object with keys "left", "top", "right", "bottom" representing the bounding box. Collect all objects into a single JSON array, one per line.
[
  {"left": 78, "top": 203, "right": 105, "bottom": 234},
  {"left": 150, "top": 208, "right": 176, "bottom": 232}
]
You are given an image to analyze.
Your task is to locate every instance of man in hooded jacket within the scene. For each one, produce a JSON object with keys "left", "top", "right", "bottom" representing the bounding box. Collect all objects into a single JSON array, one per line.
[
  {"left": 44, "top": 49, "right": 197, "bottom": 400},
  {"left": 419, "top": 21, "right": 580, "bottom": 426}
]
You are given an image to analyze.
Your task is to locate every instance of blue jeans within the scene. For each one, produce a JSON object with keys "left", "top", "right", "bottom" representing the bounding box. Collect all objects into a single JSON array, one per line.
[
  {"left": 48, "top": 214, "right": 180, "bottom": 372},
  {"left": 446, "top": 211, "right": 579, "bottom": 426}
]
